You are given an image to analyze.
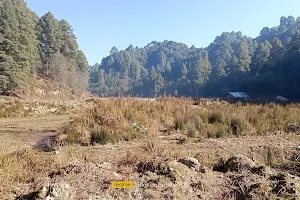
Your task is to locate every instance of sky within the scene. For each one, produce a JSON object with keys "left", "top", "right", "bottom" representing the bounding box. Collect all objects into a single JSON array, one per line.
[{"left": 25, "top": 0, "right": 300, "bottom": 65}]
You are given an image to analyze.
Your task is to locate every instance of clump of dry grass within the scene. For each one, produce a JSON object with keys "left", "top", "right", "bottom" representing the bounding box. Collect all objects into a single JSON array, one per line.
[
  {"left": 0, "top": 148, "right": 61, "bottom": 198},
  {"left": 0, "top": 99, "right": 25, "bottom": 118},
  {"left": 59, "top": 98, "right": 300, "bottom": 146}
]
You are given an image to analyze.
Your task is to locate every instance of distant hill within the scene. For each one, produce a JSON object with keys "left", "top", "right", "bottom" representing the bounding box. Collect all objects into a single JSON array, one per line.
[{"left": 90, "top": 16, "right": 300, "bottom": 98}]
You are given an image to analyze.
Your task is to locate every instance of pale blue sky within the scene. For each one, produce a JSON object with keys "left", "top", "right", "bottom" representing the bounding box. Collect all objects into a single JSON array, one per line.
[{"left": 25, "top": 0, "right": 300, "bottom": 65}]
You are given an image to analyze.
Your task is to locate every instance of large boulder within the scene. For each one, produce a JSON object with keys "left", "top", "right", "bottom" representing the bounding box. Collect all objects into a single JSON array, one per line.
[
  {"left": 224, "top": 155, "right": 256, "bottom": 172},
  {"left": 41, "top": 182, "right": 73, "bottom": 200}
]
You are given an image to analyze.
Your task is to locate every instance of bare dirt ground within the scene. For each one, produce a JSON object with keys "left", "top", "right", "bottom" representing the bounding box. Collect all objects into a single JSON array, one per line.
[
  {"left": 0, "top": 115, "right": 73, "bottom": 155},
  {"left": 5, "top": 131, "right": 300, "bottom": 199}
]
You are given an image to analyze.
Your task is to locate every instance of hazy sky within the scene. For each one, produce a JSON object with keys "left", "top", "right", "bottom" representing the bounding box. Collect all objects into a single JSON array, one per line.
[{"left": 25, "top": 0, "right": 300, "bottom": 65}]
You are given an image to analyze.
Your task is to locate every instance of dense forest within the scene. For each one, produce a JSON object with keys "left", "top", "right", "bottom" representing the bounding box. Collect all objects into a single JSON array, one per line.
[
  {"left": 90, "top": 16, "right": 300, "bottom": 99},
  {"left": 0, "top": 0, "right": 88, "bottom": 95}
]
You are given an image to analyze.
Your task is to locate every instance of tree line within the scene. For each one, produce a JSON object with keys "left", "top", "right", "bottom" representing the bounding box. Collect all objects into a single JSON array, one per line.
[
  {"left": 90, "top": 16, "right": 300, "bottom": 99},
  {"left": 0, "top": 0, "right": 88, "bottom": 95}
]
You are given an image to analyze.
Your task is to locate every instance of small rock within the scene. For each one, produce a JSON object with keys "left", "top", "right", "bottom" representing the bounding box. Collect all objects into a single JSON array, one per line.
[
  {"left": 178, "top": 157, "right": 206, "bottom": 173},
  {"left": 23, "top": 106, "right": 30, "bottom": 111},
  {"left": 112, "top": 172, "right": 122, "bottom": 179},
  {"left": 40, "top": 186, "right": 48, "bottom": 198},
  {"left": 96, "top": 161, "right": 112, "bottom": 169}
]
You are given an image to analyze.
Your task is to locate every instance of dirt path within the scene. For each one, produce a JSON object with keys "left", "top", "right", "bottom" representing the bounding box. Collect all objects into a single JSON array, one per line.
[{"left": 0, "top": 115, "right": 74, "bottom": 155}]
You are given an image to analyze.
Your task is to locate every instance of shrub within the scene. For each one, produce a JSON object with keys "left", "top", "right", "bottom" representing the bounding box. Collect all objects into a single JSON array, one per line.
[
  {"left": 124, "top": 128, "right": 139, "bottom": 141},
  {"left": 199, "top": 113, "right": 209, "bottom": 124},
  {"left": 187, "top": 123, "right": 199, "bottom": 138},
  {"left": 66, "top": 134, "right": 76, "bottom": 145},
  {"left": 230, "top": 119, "right": 243, "bottom": 136},
  {"left": 175, "top": 119, "right": 185, "bottom": 130},
  {"left": 91, "top": 131, "right": 111, "bottom": 145},
  {"left": 216, "top": 126, "right": 227, "bottom": 138},
  {"left": 187, "top": 128, "right": 197, "bottom": 138},
  {"left": 266, "top": 146, "right": 275, "bottom": 167},
  {"left": 208, "top": 112, "right": 224, "bottom": 124},
  {"left": 207, "top": 131, "right": 216, "bottom": 138},
  {"left": 3, "top": 100, "right": 24, "bottom": 118}
]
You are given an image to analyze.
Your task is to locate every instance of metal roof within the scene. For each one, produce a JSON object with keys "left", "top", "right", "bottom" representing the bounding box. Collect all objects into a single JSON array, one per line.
[
  {"left": 275, "top": 96, "right": 288, "bottom": 101},
  {"left": 227, "top": 92, "right": 249, "bottom": 98}
]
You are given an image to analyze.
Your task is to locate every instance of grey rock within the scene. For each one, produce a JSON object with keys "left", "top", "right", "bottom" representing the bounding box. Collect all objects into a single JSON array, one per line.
[
  {"left": 224, "top": 155, "right": 256, "bottom": 172},
  {"left": 45, "top": 182, "right": 73, "bottom": 200},
  {"left": 96, "top": 161, "right": 112, "bottom": 169},
  {"left": 178, "top": 157, "right": 206, "bottom": 173}
]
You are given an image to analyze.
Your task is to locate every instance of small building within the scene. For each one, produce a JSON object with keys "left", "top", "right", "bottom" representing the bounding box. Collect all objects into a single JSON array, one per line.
[
  {"left": 224, "top": 92, "right": 250, "bottom": 100},
  {"left": 275, "top": 96, "right": 288, "bottom": 102}
]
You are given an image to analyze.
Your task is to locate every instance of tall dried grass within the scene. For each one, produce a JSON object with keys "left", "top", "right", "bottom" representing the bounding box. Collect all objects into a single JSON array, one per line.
[{"left": 60, "top": 98, "right": 300, "bottom": 145}]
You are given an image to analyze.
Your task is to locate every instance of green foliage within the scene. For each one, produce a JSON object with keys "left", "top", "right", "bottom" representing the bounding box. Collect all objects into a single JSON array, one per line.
[
  {"left": 0, "top": 0, "right": 38, "bottom": 93},
  {"left": 37, "top": 12, "right": 89, "bottom": 92},
  {"left": 90, "top": 15, "right": 300, "bottom": 99},
  {"left": 0, "top": 1, "right": 88, "bottom": 95}
]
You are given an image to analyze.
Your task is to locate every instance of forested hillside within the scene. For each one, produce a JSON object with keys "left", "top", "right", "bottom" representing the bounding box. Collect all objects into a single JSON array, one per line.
[
  {"left": 0, "top": 0, "right": 88, "bottom": 95},
  {"left": 90, "top": 16, "right": 300, "bottom": 98}
]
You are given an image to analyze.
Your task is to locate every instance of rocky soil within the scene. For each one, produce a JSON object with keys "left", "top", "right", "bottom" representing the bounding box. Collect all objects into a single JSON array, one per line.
[{"left": 7, "top": 132, "right": 300, "bottom": 200}]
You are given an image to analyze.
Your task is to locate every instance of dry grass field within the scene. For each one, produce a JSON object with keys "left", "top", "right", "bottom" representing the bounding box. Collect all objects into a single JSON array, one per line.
[{"left": 0, "top": 98, "right": 300, "bottom": 199}]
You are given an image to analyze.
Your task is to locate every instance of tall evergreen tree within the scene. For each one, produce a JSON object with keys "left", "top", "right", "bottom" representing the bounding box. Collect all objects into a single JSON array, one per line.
[{"left": 0, "top": 0, "right": 38, "bottom": 93}]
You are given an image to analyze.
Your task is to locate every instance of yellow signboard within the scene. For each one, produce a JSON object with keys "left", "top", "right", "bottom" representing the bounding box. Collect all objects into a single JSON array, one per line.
[{"left": 111, "top": 181, "right": 134, "bottom": 189}]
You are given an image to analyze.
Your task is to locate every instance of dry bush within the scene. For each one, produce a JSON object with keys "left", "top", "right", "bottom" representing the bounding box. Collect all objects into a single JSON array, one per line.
[
  {"left": 141, "top": 136, "right": 169, "bottom": 159},
  {"left": 0, "top": 99, "right": 25, "bottom": 118},
  {"left": 0, "top": 149, "right": 60, "bottom": 198}
]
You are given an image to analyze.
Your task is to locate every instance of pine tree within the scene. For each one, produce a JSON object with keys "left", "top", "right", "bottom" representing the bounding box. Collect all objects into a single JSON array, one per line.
[
  {"left": 0, "top": 0, "right": 38, "bottom": 93},
  {"left": 37, "top": 12, "right": 61, "bottom": 76}
]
